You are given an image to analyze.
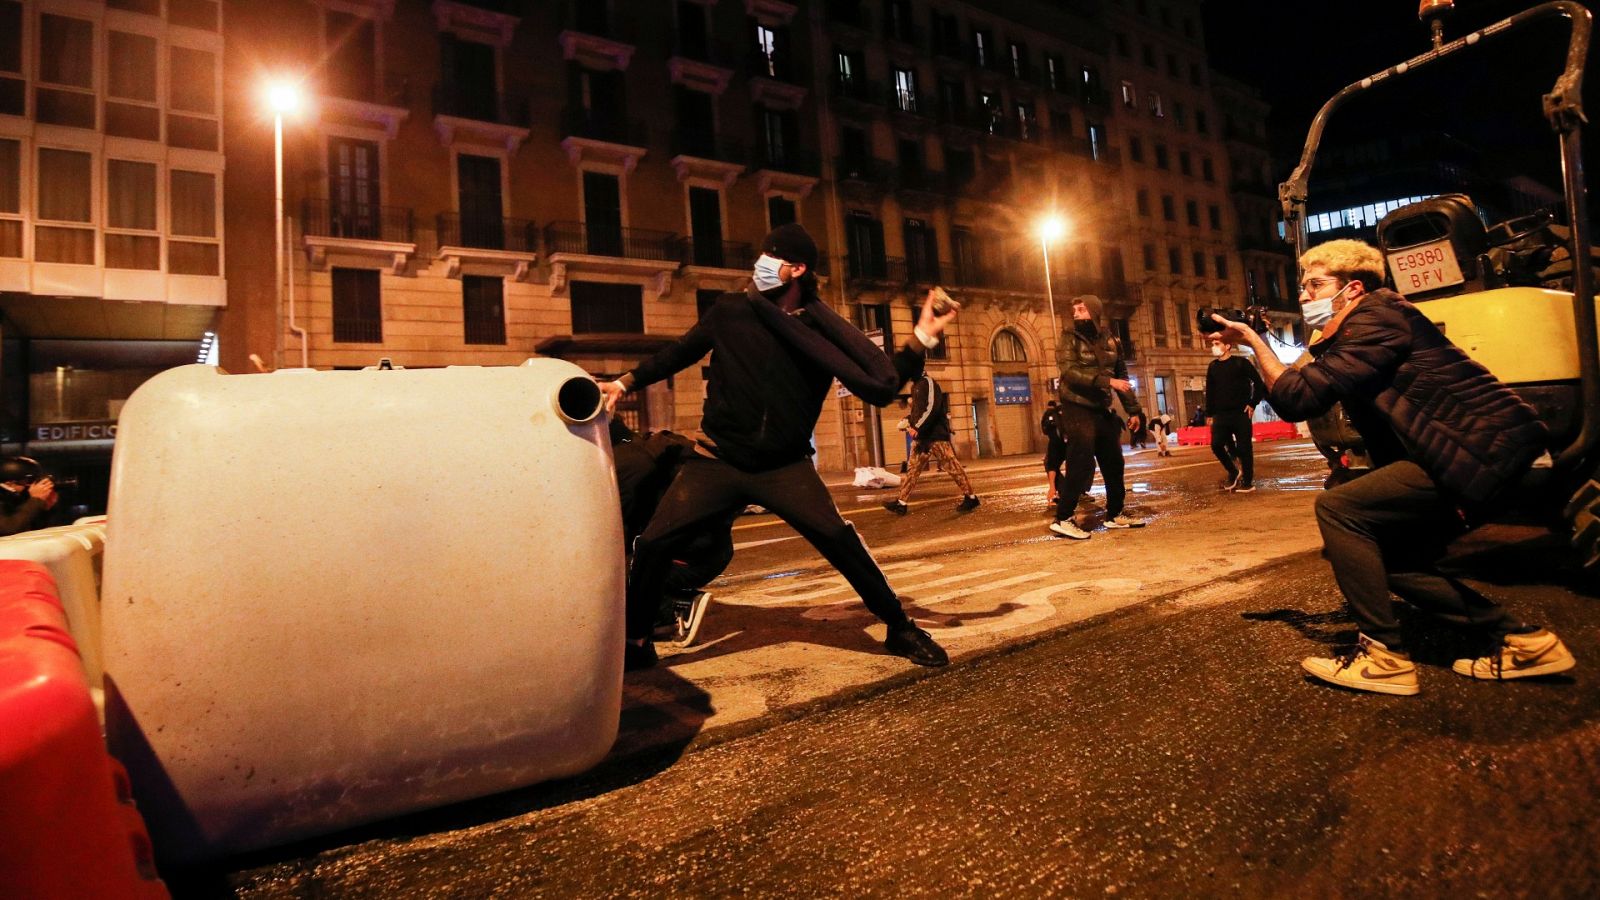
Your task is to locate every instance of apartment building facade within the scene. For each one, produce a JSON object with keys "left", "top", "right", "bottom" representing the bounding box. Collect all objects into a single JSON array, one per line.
[
  {"left": 0, "top": 0, "right": 225, "bottom": 507},
  {"left": 0, "top": 0, "right": 1293, "bottom": 488}
]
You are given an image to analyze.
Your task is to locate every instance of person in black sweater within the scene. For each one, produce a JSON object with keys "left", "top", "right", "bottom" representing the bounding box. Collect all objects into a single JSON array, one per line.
[
  {"left": 1205, "top": 333, "right": 1267, "bottom": 492},
  {"left": 599, "top": 224, "right": 958, "bottom": 670},
  {"left": 883, "top": 373, "right": 978, "bottom": 514}
]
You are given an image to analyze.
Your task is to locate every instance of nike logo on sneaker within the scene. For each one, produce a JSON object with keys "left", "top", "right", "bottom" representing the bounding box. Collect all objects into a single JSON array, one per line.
[{"left": 1358, "top": 666, "right": 1411, "bottom": 680}]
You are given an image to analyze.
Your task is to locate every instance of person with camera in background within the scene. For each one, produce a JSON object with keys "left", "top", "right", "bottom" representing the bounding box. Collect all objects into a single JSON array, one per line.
[
  {"left": 1048, "top": 294, "right": 1146, "bottom": 541},
  {"left": 1209, "top": 238, "right": 1574, "bottom": 696},
  {"left": 0, "top": 456, "right": 59, "bottom": 537},
  {"left": 599, "top": 224, "right": 959, "bottom": 671},
  {"left": 1205, "top": 331, "right": 1266, "bottom": 492}
]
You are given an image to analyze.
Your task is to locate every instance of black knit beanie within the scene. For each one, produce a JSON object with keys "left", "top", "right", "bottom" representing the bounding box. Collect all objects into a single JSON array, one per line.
[{"left": 761, "top": 223, "right": 819, "bottom": 270}]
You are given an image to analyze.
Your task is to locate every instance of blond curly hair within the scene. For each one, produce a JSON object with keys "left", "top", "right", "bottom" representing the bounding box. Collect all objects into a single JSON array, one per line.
[{"left": 1299, "top": 239, "right": 1386, "bottom": 291}]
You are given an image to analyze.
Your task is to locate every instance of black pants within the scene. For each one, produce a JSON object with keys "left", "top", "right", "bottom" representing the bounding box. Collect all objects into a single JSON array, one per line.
[
  {"left": 1314, "top": 461, "right": 1531, "bottom": 652},
  {"left": 626, "top": 455, "right": 909, "bottom": 640},
  {"left": 1054, "top": 403, "right": 1126, "bottom": 523},
  {"left": 1210, "top": 410, "right": 1254, "bottom": 486}
]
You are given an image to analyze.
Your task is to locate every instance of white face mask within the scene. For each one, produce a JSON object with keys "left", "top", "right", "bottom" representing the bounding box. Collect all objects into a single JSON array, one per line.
[
  {"left": 1210, "top": 344, "right": 1225, "bottom": 358},
  {"left": 1301, "top": 282, "right": 1348, "bottom": 329},
  {"left": 753, "top": 254, "right": 786, "bottom": 292}
]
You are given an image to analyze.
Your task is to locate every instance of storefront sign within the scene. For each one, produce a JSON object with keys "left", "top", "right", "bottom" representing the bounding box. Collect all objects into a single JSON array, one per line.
[
  {"left": 33, "top": 421, "right": 118, "bottom": 443},
  {"left": 993, "top": 375, "right": 1032, "bottom": 405}
]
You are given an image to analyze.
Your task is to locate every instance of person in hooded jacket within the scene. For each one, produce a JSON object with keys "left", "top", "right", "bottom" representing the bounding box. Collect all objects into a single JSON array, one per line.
[
  {"left": 599, "top": 224, "right": 958, "bottom": 670},
  {"left": 1211, "top": 238, "right": 1574, "bottom": 696},
  {"left": 883, "top": 372, "right": 979, "bottom": 515},
  {"left": 1048, "top": 294, "right": 1146, "bottom": 540}
]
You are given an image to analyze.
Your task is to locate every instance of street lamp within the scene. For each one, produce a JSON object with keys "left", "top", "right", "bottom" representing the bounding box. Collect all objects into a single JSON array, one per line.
[
  {"left": 1038, "top": 216, "right": 1068, "bottom": 343},
  {"left": 263, "top": 79, "right": 305, "bottom": 367}
]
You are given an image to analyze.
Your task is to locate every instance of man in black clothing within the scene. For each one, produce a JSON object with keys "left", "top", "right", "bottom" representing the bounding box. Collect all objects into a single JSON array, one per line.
[
  {"left": 1205, "top": 333, "right": 1267, "bottom": 492},
  {"left": 1212, "top": 238, "right": 1573, "bottom": 695},
  {"left": 884, "top": 373, "right": 978, "bottom": 515},
  {"left": 599, "top": 224, "right": 958, "bottom": 670},
  {"left": 1041, "top": 400, "right": 1068, "bottom": 504},
  {"left": 1048, "top": 294, "right": 1145, "bottom": 541}
]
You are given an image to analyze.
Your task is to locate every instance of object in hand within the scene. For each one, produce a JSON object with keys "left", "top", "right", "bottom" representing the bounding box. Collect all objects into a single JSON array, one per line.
[
  {"left": 1196, "top": 305, "right": 1268, "bottom": 334},
  {"left": 0, "top": 456, "right": 77, "bottom": 491},
  {"left": 930, "top": 286, "right": 961, "bottom": 316}
]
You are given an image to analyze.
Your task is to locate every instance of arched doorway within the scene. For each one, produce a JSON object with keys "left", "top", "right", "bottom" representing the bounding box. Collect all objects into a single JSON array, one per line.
[{"left": 988, "top": 327, "right": 1035, "bottom": 457}]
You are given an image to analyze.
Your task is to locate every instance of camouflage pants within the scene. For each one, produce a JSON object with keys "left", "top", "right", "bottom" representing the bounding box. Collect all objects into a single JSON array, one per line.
[{"left": 896, "top": 440, "right": 974, "bottom": 502}]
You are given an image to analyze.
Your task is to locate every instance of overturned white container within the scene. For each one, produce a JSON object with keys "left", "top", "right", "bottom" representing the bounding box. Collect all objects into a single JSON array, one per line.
[
  {"left": 0, "top": 519, "right": 108, "bottom": 713},
  {"left": 100, "top": 362, "right": 623, "bottom": 862}
]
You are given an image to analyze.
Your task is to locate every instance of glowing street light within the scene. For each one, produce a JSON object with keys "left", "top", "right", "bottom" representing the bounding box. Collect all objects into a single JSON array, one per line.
[
  {"left": 263, "top": 79, "right": 306, "bottom": 367},
  {"left": 1038, "top": 215, "right": 1069, "bottom": 344}
]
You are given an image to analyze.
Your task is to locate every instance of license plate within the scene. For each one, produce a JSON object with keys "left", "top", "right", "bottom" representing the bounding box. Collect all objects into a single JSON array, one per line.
[{"left": 1387, "top": 239, "right": 1465, "bottom": 295}]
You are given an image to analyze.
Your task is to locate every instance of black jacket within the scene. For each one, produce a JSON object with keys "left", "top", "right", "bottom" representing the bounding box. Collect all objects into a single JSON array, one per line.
[
  {"left": 1056, "top": 323, "right": 1142, "bottom": 420},
  {"left": 907, "top": 374, "right": 951, "bottom": 444},
  {"left": 626, "top": 282, "right": 926, "bottom": 471},
  {"left": 1205, "top": 354, "right": 1265, "bottom": 415},
  {"left": 1268, "top": 289, "right": 1547, "bottom": 506}
]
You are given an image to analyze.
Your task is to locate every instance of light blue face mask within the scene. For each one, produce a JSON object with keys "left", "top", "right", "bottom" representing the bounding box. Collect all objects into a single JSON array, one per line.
[
  {"left": 753, "top": 254, "right": 786, "bottom": 292},
  {"left": 1301, "top": 282, "right": 1348, "bottom": 329}
]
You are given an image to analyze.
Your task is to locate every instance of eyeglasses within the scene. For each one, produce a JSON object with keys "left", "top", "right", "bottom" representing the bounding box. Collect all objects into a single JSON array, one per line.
[{"left": 1298, "top": 276, "right": 1340, "bottom": 295}]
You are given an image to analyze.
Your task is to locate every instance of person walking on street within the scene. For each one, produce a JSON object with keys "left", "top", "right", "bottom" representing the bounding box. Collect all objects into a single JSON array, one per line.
[
  {"left": 1206, "top": 333, "right": 1267, "bottom": 492},
  {"left": 1041, "top": 399, "right": 1068, "bottom": 505},
  {"left": 599, "top": 224, "right": 958, "bottom": 670},
  {"left": 1048, "top": 295, "right": 1146, "bottom": 540},
  {"left": 1211, "top": 238, "right": 1574, "bottom": 696},
  {"left": 885, "top": 374, "right": 979, "bottom": 515}
]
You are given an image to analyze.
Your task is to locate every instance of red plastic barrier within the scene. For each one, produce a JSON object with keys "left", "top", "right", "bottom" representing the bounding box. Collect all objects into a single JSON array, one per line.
[
  {"left": 0, "top": 560, "right": 167, "bottom": 899},
  {"left": 1175, "top": 422, "right": 1302, "bottom": 446}
]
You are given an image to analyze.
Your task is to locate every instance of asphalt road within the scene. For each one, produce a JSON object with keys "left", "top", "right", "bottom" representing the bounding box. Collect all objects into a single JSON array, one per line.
[{"left": 212, "top": 443, "right": 1599, "bottom": 898}]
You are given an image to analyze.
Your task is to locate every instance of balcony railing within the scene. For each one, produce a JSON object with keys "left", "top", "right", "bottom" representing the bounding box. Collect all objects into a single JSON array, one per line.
[
  {"left": 302, "top": 199, "right": 413, "bottom": 244},
  {"left": 544, "top": 220, "right": 681, "bottom": 261},
  {"left": 1080, "top": 85, "right": 1111, "bottom": 108},
  {"left": 748, "top": 48, "right": 797, "bottom": 82},
  {"left": 437, "top": 213, "right": 537, "bottom": 253},
  {"left": 433, "top": 83, "right": 528, "bottom": 128},
  {"left": 836, "top": 156, "right": 896, "bottom": 183},
  {"left": 883, "top": 21, "right": 923, "bottom": 48},
  {"left": 671, "top": 128, "right": 747, "bottom": 164},
  {"left": 751, "top": 145, "right": 820, "bottom": 176},
  {"left": 830, "top": 73, "right": 884, "bottom": 105},
  {"left": 671, "top": 37, "right": 737, "bottom": 66},
  {"left": 897, "top": 168, "right": 947, "bottom": 195},
  {"left": 561, "top": 106, "right": 648, "bottom": 147},
  {"left": 847, "top": 254, "right": 905, "bottom": 283},
  {"left": 684, "top": 239, "right": 756, "bottom": 270}
]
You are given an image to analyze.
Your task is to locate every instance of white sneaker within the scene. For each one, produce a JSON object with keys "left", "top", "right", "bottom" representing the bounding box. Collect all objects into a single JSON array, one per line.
[
  {"left": 1104, "top": 514, "right": 1146, "bottom": 529},
  {"left": 1049, "top": 520, "right": 1091, "bottom": 540},
  {"left": 670, "top": 591, "right": 713, "bottom": 648}
]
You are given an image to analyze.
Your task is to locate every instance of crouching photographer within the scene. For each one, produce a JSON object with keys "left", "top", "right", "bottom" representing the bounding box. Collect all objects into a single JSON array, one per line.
[
  {"left": 1208, "top": 238, "right": 1574, "bottom": 696},
  {"left": 0, "top": 456, "right": 67, "bottom": 537}
]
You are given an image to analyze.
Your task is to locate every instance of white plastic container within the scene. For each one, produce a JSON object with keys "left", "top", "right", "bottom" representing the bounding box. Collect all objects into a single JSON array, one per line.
[
  {"left": 100, "top": 362, "right": 623, "bottom": 861},
  {"left": 0, "top": 520, "right": 108, "bottom": 713}
]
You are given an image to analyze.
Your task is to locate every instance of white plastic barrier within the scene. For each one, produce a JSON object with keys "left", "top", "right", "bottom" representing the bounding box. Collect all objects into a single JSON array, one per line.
[
  {"left": 100, "top": 362, "right": 623, "bottom": 862},
  {"left": 0, "top": 519, "right": 108, "bottom": 715}
]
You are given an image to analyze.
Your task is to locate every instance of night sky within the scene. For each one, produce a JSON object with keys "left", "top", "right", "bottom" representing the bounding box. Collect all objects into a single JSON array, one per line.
[{"left": 1201, "top": 0, "right": 1596, "bottom": 206}]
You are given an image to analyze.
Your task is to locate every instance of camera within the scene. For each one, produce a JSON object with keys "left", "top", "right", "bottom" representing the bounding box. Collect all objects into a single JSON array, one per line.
[
  {"left": 0, "top": 456, "right": 77, "bottom": 491},
  {"left": 1196, "top": 305, "right": 1268, "bottom": 335}
]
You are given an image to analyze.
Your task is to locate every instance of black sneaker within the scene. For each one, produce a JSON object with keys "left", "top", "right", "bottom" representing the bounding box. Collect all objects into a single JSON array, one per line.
[
  {"left": 884, "top": 623, "right": 949, "bottom": 667},
  {"left": 624, "top": 641, "right": 658, "bottom": 671},
  {"left": 955, "top": 495, "right": 980, "bottom": 512},
  {"left": 1221, "top": 473, "right": 1241, "bottom": 492},
  {"left": 883, "top": 499, "right": 909, "bottom": 515}
]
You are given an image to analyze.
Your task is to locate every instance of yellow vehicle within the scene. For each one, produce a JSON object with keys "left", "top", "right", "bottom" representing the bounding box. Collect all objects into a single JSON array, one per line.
[{"left": 1279, "top": 0, "right": 1599, "bottom": 572}]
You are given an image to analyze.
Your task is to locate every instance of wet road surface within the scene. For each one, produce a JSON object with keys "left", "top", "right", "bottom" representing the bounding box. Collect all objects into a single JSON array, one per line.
[{"left": 223, "top": 546, "right": 1598, "bottom": 897}]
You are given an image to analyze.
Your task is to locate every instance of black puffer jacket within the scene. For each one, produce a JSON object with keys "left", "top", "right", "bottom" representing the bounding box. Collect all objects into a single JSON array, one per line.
[
  {"left": 1056, "top": 323, "right": 1142, "bottom": 420},
  {"left": 1268, "top": 289, "right": 1547, "bottom": 506}
]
